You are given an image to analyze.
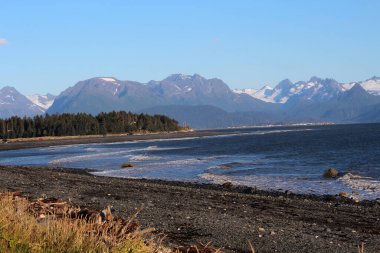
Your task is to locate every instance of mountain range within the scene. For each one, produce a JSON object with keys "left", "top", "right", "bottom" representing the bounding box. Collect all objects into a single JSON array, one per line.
[
  {"left": 234, "top": 76, "right": 380, "bottom": 103},
  {"left": 0, "top": 86, "right": 49, "bottom": 118},
  {"left": 1, "top": 74, "right": 380, "bottom": 129}
]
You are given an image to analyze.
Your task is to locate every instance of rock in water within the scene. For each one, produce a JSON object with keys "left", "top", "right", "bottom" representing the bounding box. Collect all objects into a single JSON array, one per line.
[
  {"left": 323, "top": 168, "right": 339, "bottom": 178},
  {"left": 121, "top": 163, "right": 134, "bottom": 168}
]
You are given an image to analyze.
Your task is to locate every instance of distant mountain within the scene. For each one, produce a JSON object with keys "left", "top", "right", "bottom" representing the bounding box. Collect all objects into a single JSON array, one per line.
[
  {"left": 236, "top": 76, "right": 380, "bottom": 104},
  {"left": 235, "top": 77, "right": 344, "bottom": 104},
  {"left": 341, "top": 76, "right": 380, "bottom": 96},
  {"left": 0, "top": 86, "right": 45, "bottom": 118},
  {"left": 26, "top": 93, "right": 56, "bottom": 110},
  {"left": 48, "top": 74, "right": 277, "bottom": 115},
  {"left": 281, "top": 83, "right": 380, "bottom": 122},
  {"left": 322, "top": 83, "right": 380, "bottom": 122},
  {"left": 141, "top": 105, "right": 285, "bottom": 129},
  {"left": 2, "top": 74, "right": 380, "bottom": 129}
]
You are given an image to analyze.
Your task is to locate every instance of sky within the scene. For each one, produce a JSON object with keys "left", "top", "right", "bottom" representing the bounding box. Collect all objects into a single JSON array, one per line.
[{"left": 0, "top": 0, "right": 379, "bottom": 95}]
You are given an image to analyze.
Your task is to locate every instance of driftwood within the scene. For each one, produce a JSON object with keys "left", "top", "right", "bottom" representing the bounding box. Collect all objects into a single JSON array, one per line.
[{"left": 1, "top": 191, "right": 141, "bottom": 243}]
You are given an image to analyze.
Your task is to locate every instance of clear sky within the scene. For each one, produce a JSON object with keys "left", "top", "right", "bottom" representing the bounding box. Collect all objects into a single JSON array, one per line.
[{"left": 0, "top": 0, "right": 379, "bottom": 95}]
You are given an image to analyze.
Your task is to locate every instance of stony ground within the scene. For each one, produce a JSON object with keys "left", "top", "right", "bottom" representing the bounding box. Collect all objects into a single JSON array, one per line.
[{"left": 0, "top": 165, "right": 379, "bottom": 253}]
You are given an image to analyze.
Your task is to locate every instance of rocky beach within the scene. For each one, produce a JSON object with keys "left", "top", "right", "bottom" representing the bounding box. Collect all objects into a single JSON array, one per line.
[{"left": 0, "top": 164, "right": 379, "bottom": 252}]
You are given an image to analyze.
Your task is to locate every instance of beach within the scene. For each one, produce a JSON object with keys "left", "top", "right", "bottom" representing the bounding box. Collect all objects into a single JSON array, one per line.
[
  {"left": 0, "top": 130, "right": 224, "bottom": 151},
  {"left": 0, "top": 164, "right": 379, "bottom": 252},
  {"left": 1, "top": 128, "right": 380, "bottom": 252}
]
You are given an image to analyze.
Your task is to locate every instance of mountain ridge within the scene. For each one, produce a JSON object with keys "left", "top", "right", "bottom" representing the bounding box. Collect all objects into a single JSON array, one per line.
[
  {"left": 235, "top": 76, "right": 380, "bottom": 104},
  {"left": 1, "top": 74, "right": 380, "bottom": 129}
]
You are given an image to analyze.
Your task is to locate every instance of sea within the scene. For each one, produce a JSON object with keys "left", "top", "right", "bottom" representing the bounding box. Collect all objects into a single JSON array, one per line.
[{"left": 1, "top": 123, "right": 380, "bottom": 200}]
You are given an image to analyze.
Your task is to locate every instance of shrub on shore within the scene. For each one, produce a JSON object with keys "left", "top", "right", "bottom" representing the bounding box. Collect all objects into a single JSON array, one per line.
[{"left": 0, "top": 192, "right": 156, "bottom": 253}]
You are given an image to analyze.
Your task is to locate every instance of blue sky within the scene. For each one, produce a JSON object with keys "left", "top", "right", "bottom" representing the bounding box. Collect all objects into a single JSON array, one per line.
[{"left": 0, "top": 0, "right": 379, "bottom": 95}]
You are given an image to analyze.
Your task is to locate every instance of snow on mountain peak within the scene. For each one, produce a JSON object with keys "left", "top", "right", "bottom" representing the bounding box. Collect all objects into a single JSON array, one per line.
[
  {"left": 99, "top": 77, "right": 117, "bottom": 82},
  {"left": 237, "top": 76, "right": 380, "bottom": 104},
  {"left": 27, "top": 94, "right": 56, "bottom": 110},
  {"left": 262, "top": 85, "right": 273, "bottom": 90},
  {"left": 359, "top": 78, "right": 380, "bottom": 96},
  {"left": 233, "top": 88, "right": 257, "bottom": 95}
]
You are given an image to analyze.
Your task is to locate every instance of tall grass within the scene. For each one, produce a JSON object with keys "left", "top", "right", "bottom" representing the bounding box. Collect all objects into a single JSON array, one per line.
[{"left": 0, "top": 195, "right": 155, "bottom": 253}]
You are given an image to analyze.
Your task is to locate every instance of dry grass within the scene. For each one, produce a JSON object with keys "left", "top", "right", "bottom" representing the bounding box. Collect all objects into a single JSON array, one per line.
[
  {"left": 358, "top": 242, "right": 365, "bottom": 253},
  {"left": 0, "top": 192, "right": 364, "bottom": 253},
  {"left": 0, "top": 193, "right": 158, "bottom": 253}
]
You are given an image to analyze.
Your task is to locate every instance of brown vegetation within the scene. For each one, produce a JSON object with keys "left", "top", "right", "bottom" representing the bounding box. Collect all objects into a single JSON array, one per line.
[{"left": 0, "top": 192, "right": 159, "bottom": 253}]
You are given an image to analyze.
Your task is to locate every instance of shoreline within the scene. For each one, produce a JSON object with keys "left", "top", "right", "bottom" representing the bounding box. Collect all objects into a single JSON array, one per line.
[
  {"left": 0, "top": 165, "right": 379, "bottom": 252},
  {"left": 0, "top": 130, "right": 224, "bottom": 151}
]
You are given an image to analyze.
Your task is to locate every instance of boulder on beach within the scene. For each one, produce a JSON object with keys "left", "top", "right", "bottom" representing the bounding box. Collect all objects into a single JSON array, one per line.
[
  {"left": 222, "top": 182, "right": 233, "bottom": 188},
  {"left": 323, "top": 168, "right": 339, "bottom": 178}
]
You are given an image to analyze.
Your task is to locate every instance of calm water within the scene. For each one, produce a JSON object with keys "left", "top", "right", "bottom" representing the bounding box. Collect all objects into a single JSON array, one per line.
[{"left": 1, "top": 124, "right": 380, "bottom": 199}]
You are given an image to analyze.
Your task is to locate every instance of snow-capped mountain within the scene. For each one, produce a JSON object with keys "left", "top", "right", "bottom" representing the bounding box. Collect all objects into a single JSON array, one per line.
[
  {"left": 235, "top": 76, "right": 380, "bottom": 104},
  {"left": 341, "top": 76, "right": 380, "bottom": 96},
  {"left": 48, "top": 74, "right": 275, "bottom": 115},
  {"left": 235, "top": 77, "right": 345, "bottom": 103},
  {"left": 1, "top": 75, "right": 380, "bottom": 128},
  {"left": 0, "top": 86, "right": 45, "bottom": 118},
  {"left": 27, "top": 93, "right": 56, "bottom": 110}
]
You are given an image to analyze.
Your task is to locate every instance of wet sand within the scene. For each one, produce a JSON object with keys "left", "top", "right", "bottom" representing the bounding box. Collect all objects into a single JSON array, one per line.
[{"left": 0, "top": 165, "right": 379, "bottom": 252}]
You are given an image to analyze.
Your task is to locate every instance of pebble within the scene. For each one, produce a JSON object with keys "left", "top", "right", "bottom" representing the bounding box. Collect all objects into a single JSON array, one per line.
[
  {"left": 258, "top": 227, "right": 265, "bottom": 232},
  {"left": 270, "top": 231, "right": 276, "bottom": 235}
]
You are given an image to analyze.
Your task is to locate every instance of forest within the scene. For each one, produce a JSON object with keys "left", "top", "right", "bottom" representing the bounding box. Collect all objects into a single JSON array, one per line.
[{"left": 0, "top": 111, "right": 182, "bottom": 139}]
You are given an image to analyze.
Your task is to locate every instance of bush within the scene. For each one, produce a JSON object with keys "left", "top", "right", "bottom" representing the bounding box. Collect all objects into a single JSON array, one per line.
[{"left": 0, "top": 193, "right": 155, "bottom": 253}]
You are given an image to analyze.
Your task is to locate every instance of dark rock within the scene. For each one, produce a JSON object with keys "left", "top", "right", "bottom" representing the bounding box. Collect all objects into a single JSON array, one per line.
[{"left": 323, "top": 168, "right": 339, "bottom": 178}]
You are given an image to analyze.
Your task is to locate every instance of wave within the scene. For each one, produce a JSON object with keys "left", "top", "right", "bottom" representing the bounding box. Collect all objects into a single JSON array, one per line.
[
  {"left": 85, "top": 147, "right": 103, "bottom": 152},
  {"left": 128, "top": 154, "right": 160, "bottom": 161},
  {"left": 199, "top": 172, "right": 380, "bottom": 200},
  {"left": 103, "top": 136, "right": 201, "bottom": 146},
  {"left": 49, "top": 150, "right": 131, "bottom": 164},
  {"left": 202, "top": 129, "right": 314, "bottom": 139},
  {"left": 337, "top": 173, "right": 380, "bottom": 192}
]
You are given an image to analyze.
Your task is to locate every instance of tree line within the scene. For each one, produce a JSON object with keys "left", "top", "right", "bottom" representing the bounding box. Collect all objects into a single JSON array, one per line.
[{"left": 0, "top": 111, "right": 182, "bottom": 140}]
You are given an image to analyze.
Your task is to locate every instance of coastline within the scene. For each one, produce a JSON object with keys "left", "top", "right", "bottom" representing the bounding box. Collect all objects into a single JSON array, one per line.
[
  {"left": 0, "top": 165, "right": 379, "bottom": 252},
  {"left": 0, "top": 130, "right": 224, "bottom": 151}
]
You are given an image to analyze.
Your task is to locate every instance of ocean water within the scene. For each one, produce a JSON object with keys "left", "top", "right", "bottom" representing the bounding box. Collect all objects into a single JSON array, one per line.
[{"left": 1, "top": 124, "right": 380, "bottom": 200}]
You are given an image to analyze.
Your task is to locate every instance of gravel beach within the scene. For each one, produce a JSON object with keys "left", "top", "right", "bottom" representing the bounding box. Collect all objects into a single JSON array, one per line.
[{"left": 0, "top": 165, "right": 379, "bottom": 252}]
